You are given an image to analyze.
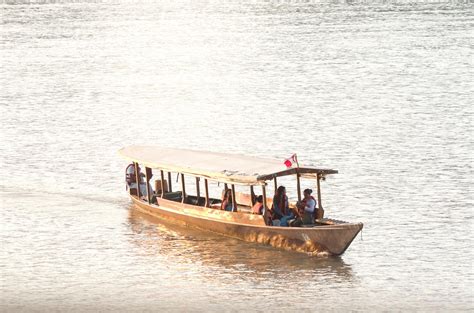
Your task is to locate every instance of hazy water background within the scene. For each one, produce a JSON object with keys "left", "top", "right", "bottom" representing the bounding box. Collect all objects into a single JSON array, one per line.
[{"left": 1, "top": 0, "right": 473, "bottom": 311}]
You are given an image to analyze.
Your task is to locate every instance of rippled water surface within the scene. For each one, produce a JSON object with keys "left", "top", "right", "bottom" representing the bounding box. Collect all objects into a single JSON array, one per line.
[{"left": 1, "top": 0, "right": 473, "bottom": 311}]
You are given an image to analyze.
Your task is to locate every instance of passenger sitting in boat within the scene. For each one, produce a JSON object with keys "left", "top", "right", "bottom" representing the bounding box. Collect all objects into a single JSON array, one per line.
[
  {"left": 125, "top": 163, "right": 137, "bottom": 187},
  {"left": 291, "top": 189, "right": 317, "bottom": 227},
  {"left": 279, "top": 191, "right": 295, "bottom": 227},
  {"left": 251, "top": 195, "right": 264, "bottom": 214},
  {"left": 272, "top": 186, "right": 292, "bottom": 226},
  {"left": 220, "top": 189, "right": 234, "bottom": 212},
  {"left": 125, "top": 163, "right": 154, "bottom": 197}
]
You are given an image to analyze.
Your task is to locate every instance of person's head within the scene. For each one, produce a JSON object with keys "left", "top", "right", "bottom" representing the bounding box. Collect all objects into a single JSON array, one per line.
[
  {"left": 276, "top": 186, "right": 286, "bottom": 196},
  {"left": 303, "top": 188, "right": 312, "bottom": 198},
  {"left": 129, "top": 163, "right": 140, "bottom": 169},
  {"left": 223, "top": 189, "right": 232, "bottom": 200},
  {"left": 256, "top": 195, "right": 263, "bottom": 203}
]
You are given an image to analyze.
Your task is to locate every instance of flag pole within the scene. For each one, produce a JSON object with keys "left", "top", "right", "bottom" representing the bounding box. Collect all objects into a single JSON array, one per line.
[{"left": 294, "top": 154, "right": 301, "bottom": 202}]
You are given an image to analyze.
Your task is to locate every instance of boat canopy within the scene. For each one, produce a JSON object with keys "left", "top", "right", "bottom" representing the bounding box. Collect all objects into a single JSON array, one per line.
[{"left": 118, "top": 145, "right": 338, "bottom": 185}]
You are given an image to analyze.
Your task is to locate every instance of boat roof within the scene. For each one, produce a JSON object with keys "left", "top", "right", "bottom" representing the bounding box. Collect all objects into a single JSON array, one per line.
[{"left": 118, "top": 145, "right": 338, "bottom": 185}]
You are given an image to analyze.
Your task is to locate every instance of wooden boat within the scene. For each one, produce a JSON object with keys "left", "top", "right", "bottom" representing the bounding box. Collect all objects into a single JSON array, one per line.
[{"left": 119, "top": 146, "right": 363, "bottom": 256}]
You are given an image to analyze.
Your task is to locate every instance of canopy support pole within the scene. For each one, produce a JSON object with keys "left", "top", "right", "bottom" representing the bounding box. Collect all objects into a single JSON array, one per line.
[
  {"left": 196, "top": 177, "right": 201, "bottom": 205},
  {"left": 134, "top": 162, "right": 141, "bottom": 198},
  {"left": 317, "top": 174, "right": 322, "bottom": 210},
  {"left": 204, "top": 179, "right": 210, "bottom": 207},
  {"left": 262, "top": 185, "right": 268, "bottom": 224},
  {"left": 273, "top": 177, "right": 277, "bottom": 194},
  {"left": 181, "top": 174, "right": 186, "bottom": 203},
  {"left": 231, "top": 184, "right": 237, "bottom": 212},
  {"left": 296, "top": 170, "right": 302, "bottom": 202},
  {"left": 250, "top": 185, "right": 254, "bottom": 206},
  {"left": 145, "top": 167, "right": 152, "bottom": 204},
  {"left": 160, "top": 170, "right": 165, "bottom": 198},
  {"left": 168, "top": 172, "right": 172, "bottom": 192}
]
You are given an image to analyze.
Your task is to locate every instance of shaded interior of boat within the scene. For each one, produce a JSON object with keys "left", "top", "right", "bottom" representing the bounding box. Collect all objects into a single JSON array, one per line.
[{"left": 128, "top": 167, "right": 347, "bottom": 228}]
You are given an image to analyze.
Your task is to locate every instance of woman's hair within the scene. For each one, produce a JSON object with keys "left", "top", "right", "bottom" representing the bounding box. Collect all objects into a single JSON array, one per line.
[
  {"left": 303, "top": 188, "right": 312, "bottom": 194},
  {"left": 274, "top": 186, "right": 286, "bottom": 210},
  {"left": 223, "top": 189, "right": 232, "bottom": 200},
  {"left": 276, "top": 186, "right": 286, "bottom": 196},
  {"left": 256, "top": 195, "right": 263, "bottom": 203},
  {"left": 221, "top": 189, "right": 233, "bottom": 210}
]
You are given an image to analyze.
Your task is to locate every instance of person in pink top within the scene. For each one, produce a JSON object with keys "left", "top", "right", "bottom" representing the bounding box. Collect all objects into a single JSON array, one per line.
[{"left": 251, "top": 195, "right": 264, "bottom": 214}]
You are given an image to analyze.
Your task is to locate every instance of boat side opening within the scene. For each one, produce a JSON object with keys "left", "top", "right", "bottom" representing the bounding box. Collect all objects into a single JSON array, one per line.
[{"left": 125, "top": 162, "right": 345, "bottom": 227}]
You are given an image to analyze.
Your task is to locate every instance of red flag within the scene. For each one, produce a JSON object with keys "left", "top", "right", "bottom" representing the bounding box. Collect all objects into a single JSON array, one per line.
[{"left": 284, "top": 154, "right": 298, "bottom": 168}]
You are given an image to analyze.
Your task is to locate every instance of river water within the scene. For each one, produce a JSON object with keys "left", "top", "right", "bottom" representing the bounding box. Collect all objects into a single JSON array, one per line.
[{"left": 1, "top": 0, "right": 473, "bottom": 311}]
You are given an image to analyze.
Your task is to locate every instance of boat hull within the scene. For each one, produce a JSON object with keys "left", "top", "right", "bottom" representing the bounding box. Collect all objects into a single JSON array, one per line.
[{"left": 131, "top": 196, "right": 363, "bottom": 256}]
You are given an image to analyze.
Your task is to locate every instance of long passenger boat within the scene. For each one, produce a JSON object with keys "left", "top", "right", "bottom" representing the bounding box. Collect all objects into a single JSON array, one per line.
[{"left": 119, "top": 146, "right": 363, "bottom": 256}]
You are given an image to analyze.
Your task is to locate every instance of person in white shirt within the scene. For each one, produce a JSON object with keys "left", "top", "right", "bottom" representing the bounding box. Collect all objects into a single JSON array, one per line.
[
  {"left": 291, "top": 189, "right": 317, "bottom": 227},
  {"left": 125, "top": 163, "right": 154, "bottom": 197}
]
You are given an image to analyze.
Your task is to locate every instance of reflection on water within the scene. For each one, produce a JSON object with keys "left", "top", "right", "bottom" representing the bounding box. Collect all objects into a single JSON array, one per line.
[{"left": 127, "top": 207, "right": 356, "bottom": 283}]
